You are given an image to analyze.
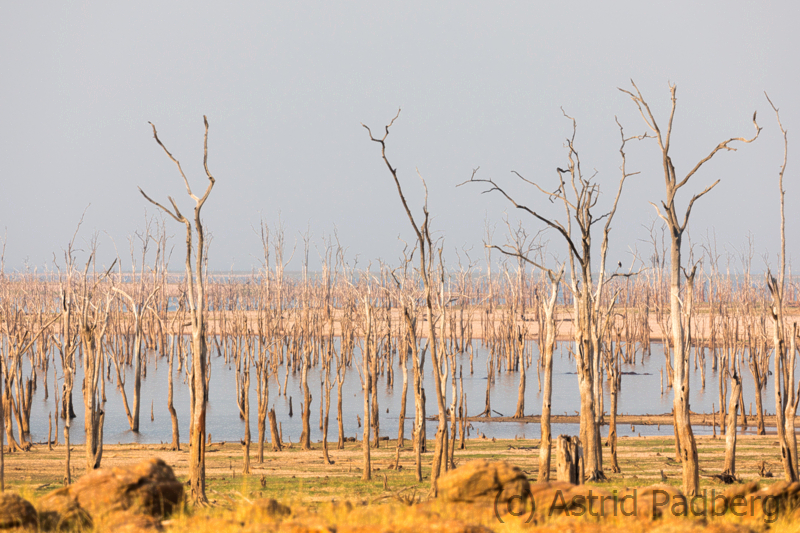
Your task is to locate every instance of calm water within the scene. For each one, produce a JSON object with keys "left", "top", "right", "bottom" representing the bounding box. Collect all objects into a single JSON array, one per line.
[{"left": 24, "top": 340, "right": 780, "bottom": 445}]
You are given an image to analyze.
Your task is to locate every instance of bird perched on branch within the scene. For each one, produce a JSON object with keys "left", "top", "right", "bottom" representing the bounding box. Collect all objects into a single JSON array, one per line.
[{"left": 548, "top": 184, "right": 563, "bottom": 203}]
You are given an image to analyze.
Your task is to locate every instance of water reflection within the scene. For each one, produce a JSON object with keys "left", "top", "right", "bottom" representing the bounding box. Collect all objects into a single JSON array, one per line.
[{"left": 27, "top": 340, "right": 779, "bottom": 444}]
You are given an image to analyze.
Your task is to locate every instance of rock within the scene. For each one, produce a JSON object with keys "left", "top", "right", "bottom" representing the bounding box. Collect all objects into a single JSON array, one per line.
[
  {"left": 712, "top": 481, "right": 760, "bottom": 515},
  {"left": 73, "top": 458, "right": 183, "bottom": 518},
  {"left": 436, "top": 460, "right": 529, "bottom": 504},
  {"left": 37, "top": 489, "right": 92, "bottom": 531},
  {"left": 739, "top": 480, "right": 800, "bottom": 521},
  {"left": 527, "top": 482, "right": 612, "bottom": 519},
  {"left": 528, "top": 481, "right": 575, "bottom": 518},
  {"left": 760, "top": 480, "right": 800, "bottom": 501},
  {"left": 101, "top": 511, "right": 162, "bottom": 532},
  {"left": 616, "top": 484, "right": 686, "bottom": 520},
  {"left": 0, "top": 493, "right": 37, "bottom": 530},
  {"left": 37, "top": 457, "right": 183, "bottom": 529},
  {"left": 243, "top": 498, "right": 291, "bottom": 522}
]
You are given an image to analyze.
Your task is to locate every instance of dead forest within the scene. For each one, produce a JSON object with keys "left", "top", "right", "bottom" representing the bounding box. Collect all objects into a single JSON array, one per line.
[{"left": 0, "top": 84, "right": 796, "bottom": 505}]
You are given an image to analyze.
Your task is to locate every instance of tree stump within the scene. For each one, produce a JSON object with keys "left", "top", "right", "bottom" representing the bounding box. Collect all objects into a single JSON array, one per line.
[
  {"left": 556, "top": 435, "right": 583, "bottom": 484},
  {"left": 268, "top": 409, "right": 282, "bottom": 451}
]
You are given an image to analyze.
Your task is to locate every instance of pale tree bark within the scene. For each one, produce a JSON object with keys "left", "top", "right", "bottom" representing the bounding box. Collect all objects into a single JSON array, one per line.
[
  {"left": 54, "top": 247, "right": 79, "bottom": 485},
  {"left": 77, "top": 254, "right": 114, "bottom": 472},
  {"left": 321, "top": 324, "right": 334, "bottom": 465},
  {"left": 474, "top": 227, "right": 563, "bottom": 482},
  {"left": 764, "top": 94, "right": 799, "bottom": 482},
  {"left": 606, "top": 340, "right": 622, "bottom": 474},
  {"left": 236, "top": 327, "right": 252, "bottom": 475},
  {"left": 109, "top": 223, "right": 161, "bottom": 433},
  {"left": 397, "top": 318, "right": 409, "bottom": 448},
  {"left": 360, "top": 294, "right": 373, "bottom": 481},
  {"left": 464, "top": 112, "right": 638, "bottom": 481},
  {"left": 363, "top": 111, "right": 446, "bottom": 495},
  {"left": 299, "top": 234, "right": 312, "bottom": 452},
  {"left": 167, "top": 332, "right": 181, "bottom": 451},
  {"left": 397, "top": 294, "right": 425, "bottom": 483},
  {"left": 513, "top": 326, "right": 526, "bottom": 418},
  {"left": 747, "top": 324, "right": 769, "bottom": 436},
  {"left": 0, "top": 292, "right": 60, "bottom": 489},
  {"left": 140, "top": 116, "right": 215, "bottom": 504},
  {"left": 722, "top": 368, "right": 742, "bottom": 477},
  {"left": 537, "top": 268, "right": 563, "bottom": 482},
  {"left": 621, "top": 81, "right": 760, "bottom": 495},
  {"left": 157, "top": 298, "right": 185, "bottom": 452}
]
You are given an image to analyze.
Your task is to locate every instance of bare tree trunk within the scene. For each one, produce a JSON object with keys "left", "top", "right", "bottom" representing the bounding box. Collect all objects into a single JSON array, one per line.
[
  {"left": 363, "top": 112, "right": 446, "bottom": 493},
  {"left": 722, "top": 370, "right": 742, "bottom": 476},
  {"left": 397, "top": 342, "right": 408, "bottom": 448},
  {"left": 242, "top": 359, "right": 251, "bottom": 475},
  {"left": 670, "top": 242, "right": 699, "bottom": 494},
  {"left": 268, "top": 408, "right": 282, "bottom": 451},
  {"left": 188, "top": 330, "right": 208, "bottom": 501},
  {"left": 608, "top": 348, "right": 621, "bottom": 474},
  {"left": 64, "top": 421, "right": 70, "bottom": 486},
  {"left": 322, "top": 366, "right": 333, "bottom": 465},
  {"left": 300, "top": 349, "right": 312, "bottom": 451},
  {"left": 513, "top": 326, "right": 525, "bottom": 418},
  {"left": 749, "top": 337, "right": 766, "bottom": 436},
  {"left": 167, "top": 339, "right": 180, "bottom": 451},
  {"left": 621, "top": 81, "right": 759, "bottom": 495},
  {"left": 370, "top": 335, "right": 380, "bottom": 448},
  {"left": 538, "top": 272, "right": 561, "bottom": 482},
  {"left": 132, "top": 328, "right": 142, "bottom": 432},
  {"left": 141, "top": 116, "right": 216, "bottom": 504},
  {"left": 784, "top": 326, "right": 799, "bottom": 477},
  {"left": 362, "top": 301, "right": 373, "bottom": 481},
  {"left": 556, "top": 435, "right": 583, "bottom": 484},
  {"left": 336, "top": 366, "right": 345, "bottom": 450},
  {"left": 0, "top": 363, "right": 4, "bottom": 492},
  {"left": 80, "top": 294, "right": 109, "bottom": 472}
]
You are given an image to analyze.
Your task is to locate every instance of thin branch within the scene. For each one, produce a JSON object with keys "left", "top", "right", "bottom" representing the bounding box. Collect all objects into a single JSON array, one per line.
[{"left": 149, "top": 122, "right": 198, "bottom": 201}]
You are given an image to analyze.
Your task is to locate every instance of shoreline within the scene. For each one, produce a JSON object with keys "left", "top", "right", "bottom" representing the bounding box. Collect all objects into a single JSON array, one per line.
[{"left": 460, "top": 412, "right": 792, "bottom": 428}]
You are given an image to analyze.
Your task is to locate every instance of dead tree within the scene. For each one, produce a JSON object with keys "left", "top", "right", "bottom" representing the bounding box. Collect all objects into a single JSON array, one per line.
[
  {"left": 463, "top": 112, "right": 638, "bottom": 481},
  {"left": 605, "top": 338, "right": 622, "bottom": 474},
  {"left": 762, "top": 94, "right": 800, "bottom": 482},
  {"left": 77, "top": 246, "right": 115, "bottom": 471},
  {"left": 359, "top": 284, "right": 374, "bottom": 481},
  {"left": 140, "top": 116, "right": 215, "bottom": 504},
  {"left": 51, "top": 233, "right": 82, "bottom": 485},
  {"left": 621, "top": 81, "right": 760, "bottom": 495},
  {"left": 0, "top": 288, "right": 59, "bottom": 489},
  {"left": 363, "top": 110, "right": 448, "bottom": 494},
  {"left": 747, "top": 320, "right": 769, "bottom": 435},
  {"left": 393, "top": 265, "right": 426, "bottom": 482},
  {"left": 298, "top": 232, "right": 313, "bottom": 451},
  {"left": 556, "top": 435, "right": 584, "bottom": 484},
  {"left": 235, "top": 315, "right": 253, "bottom": 475},
  {"left": 111, "top": 224, "right": 161, "bottom": 432},
  {"left": 537, "top": 266, "right": 563, "bottom": 481},
  {"left": 722, "top": 367, "right": 742, "bottom": 478}
]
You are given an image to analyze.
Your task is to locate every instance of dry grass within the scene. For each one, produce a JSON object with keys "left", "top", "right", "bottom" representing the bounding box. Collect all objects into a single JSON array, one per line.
[{"left": 5, "top": 434, "right": 798, "bottom": 532}]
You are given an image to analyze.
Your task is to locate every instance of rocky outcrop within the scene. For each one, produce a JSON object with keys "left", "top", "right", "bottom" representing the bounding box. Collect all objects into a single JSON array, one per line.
[
  {"left": 0, "top": 493, "right": 37, "bottom": 530},
  {"left": 242, "top": 498, "right": 292, "bottom": 522},
  {"left": 435, "top": 460, "right": 529, "bottom": 504},
  {"left": 37, "top": 457, "right": 183, "bottom": 531}
]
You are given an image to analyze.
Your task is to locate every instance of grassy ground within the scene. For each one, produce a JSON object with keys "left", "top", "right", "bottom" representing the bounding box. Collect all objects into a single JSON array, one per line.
[{"left": 4, "top": 434, "right": 797, "bottom": 532}]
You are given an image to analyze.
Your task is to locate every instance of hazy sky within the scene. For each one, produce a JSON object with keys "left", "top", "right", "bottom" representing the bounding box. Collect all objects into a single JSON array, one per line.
[{"left": 1, "top": 2, "right": 797, "bottom": 274}]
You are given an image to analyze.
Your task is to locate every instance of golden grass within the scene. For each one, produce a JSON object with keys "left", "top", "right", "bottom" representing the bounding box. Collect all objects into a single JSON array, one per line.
[{"left": 5, "top": 434, "right": 799, "bottom": 532}]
